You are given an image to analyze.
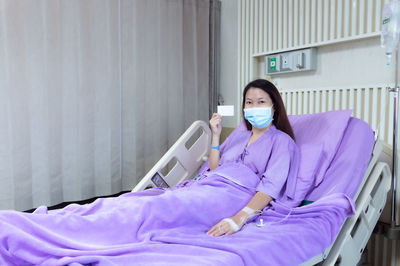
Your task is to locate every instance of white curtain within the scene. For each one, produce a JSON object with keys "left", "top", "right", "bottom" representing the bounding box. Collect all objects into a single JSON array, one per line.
[{"left": 0, "top": 0, "right": 210, "bottom": 211}]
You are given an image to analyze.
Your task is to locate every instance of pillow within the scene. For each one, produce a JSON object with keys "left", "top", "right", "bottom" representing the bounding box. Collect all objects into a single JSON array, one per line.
[
  {"left": 294, "top": 143, "right": 324, "bottom": 201},
  {"left": 289, "top": 109, "right": 352, "bottom": 186}
]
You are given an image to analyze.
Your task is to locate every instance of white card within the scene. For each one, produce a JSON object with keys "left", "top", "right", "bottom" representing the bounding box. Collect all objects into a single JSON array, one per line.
[{"left": 217, "top": 105, "right": 234, "bottom": 116}]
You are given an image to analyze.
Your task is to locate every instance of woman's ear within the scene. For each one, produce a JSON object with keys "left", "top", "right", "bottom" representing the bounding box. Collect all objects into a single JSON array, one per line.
[{"left": 271, "top": 106, "right": 276, "bottom": 119}]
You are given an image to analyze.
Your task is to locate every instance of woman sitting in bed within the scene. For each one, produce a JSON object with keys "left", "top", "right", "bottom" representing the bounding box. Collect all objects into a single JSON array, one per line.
[
  {"left": 206, "top": 78, "right": 299, "bottom": 236},
  {"left": 0, "top": 79, "right": 299, "bottom": 265}
]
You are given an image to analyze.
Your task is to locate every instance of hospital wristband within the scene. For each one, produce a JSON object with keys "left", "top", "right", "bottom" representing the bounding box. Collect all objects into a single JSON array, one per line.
[{"left": 210, "top": 145, "right": 220, "bottom": 151}]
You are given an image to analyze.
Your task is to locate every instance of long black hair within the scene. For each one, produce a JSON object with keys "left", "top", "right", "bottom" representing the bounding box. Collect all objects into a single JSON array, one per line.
[{"left": 242, "top": 79, "right": 295, "bottom": 141}]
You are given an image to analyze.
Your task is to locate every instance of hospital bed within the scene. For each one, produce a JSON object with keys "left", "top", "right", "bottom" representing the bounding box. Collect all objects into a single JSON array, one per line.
[{"left": 133, "top": 113, "right": 391, "bottom": 265}]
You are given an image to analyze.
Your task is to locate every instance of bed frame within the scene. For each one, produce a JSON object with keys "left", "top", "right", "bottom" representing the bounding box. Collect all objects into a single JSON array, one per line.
[{"left": 132, "top": 120, "right": 391, "bottom": 265}]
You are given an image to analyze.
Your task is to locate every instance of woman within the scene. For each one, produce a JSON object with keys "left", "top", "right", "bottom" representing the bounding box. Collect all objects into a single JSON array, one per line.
[
  {"left": 0, "top": 79, "right": 299, "bottom": 265},
  {"left": 206, "top": 79, "right": 299, "bottom": 236}
]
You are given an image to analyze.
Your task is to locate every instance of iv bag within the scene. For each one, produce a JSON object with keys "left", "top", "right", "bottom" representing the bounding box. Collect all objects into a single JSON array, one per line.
[{"left": 382, "top": 1, "right": 400, "bottom": 66}]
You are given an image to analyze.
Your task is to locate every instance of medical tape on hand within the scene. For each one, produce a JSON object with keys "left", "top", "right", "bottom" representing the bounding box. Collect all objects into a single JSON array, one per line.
[
  {"left": 223, "top": 218, "right": 240, "bottom": 232},
  {"left": 242, "top": 206, "right": 255, "bottom": 215},
  {"left": 242, "top": 206, "right": 262, "bottom": 218},
  {"left": 237, "top": 206, "right": 263, "bottom": 227}
]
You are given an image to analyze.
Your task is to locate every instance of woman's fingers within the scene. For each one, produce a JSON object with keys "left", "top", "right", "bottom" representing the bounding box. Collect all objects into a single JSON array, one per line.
[
  {"left": 207, "top": 223, "right": 222, "bottom": 235},
  {"left": 210, "top": 113, "right": 222, "bottom": 121},
  {"left": 209, "top": 113, "right": 222, "bottom": 136},
  {"left": 206, "top": 225, "right": 216, "bottom": 235},
  {"left": 212, "top": 113, "right": 221, "bottom": 118},
  {"left": 210, "top": 114, "right": 222, "bottom": 125},
  {"left": 207, "top": 223, "right": 220, "bottom": 236},
  {"left": 206, "top": 220, "right": 235, "bottom": 237}
]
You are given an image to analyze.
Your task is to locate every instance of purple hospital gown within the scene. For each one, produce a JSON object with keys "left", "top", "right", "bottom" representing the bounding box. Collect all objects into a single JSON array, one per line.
[{"left": 197, "top": 124, "right": 300, "bottom": 206}]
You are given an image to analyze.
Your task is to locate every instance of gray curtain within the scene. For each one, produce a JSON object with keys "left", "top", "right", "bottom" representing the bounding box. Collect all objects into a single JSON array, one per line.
[
  {"left": 209, "top": 0, "right": 221, "bottom": 116},
  {"left": 0, "top": 0, "right": 210, "bottom": 211},
  {"left": 121, "top": 0, "right": 211, "bottom": 188}
]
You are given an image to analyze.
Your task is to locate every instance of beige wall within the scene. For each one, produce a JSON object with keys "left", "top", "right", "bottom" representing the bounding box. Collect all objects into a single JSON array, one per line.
[{"left": 257, "top": 36, "right": 395, "bottom": 90}]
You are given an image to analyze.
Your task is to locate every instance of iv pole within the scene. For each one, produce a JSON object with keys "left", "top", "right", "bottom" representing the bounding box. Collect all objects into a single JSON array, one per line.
[
  {"left": 369, "top": 13, "right": 400, "bottom": 266},
  {"left": 390, "top": 50, "right": 399, "bottom": 229},
  {"left": 381, "top": 49, "right": 400, "bottom": 266},
  {"left": 384, "top": 46, "right": 400, "bottom": 241},
  {"left": 382, "top": 1, "right": 400, "bottom": 240}
]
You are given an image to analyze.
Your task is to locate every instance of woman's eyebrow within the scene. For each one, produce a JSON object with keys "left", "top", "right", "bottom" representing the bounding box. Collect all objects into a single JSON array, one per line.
[{"left": 246, "top": 97, "right": 266, "bottom": 101}]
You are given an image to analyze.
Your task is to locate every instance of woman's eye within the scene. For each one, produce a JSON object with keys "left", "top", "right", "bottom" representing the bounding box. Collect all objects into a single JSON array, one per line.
[{"left": 246, "top": 101, "right": 251, "bottom": 105}]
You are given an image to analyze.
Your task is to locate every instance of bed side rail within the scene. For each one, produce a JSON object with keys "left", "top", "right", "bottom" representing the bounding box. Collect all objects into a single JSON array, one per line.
[
  {"left": 322, "top": 162, "right": 391, "bottom": 265},
  {"left": 132, "top": 120, "right": 211, "bottom": 192},
  {"left": 353, "top": 139, "right": 383, "bottom": 202}
]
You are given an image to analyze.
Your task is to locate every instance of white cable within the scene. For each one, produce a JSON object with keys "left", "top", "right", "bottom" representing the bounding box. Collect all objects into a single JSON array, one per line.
[{"left": 256, "top": 208, "right": 294, "bottom": 228}]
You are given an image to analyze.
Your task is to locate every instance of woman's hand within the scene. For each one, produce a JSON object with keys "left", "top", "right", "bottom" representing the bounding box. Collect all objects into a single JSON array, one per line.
[
  {"left": 209, "top": 113, "right": 222, "bottom": 171},
  {"left": 206, "top": 213, "right": 245, "bottom": 237},
  {"left": 209, "top": 113, "right": 222, "bottom": 137},
  {"left": 206, "top": 218, "right": 237, "bottom": 237}
]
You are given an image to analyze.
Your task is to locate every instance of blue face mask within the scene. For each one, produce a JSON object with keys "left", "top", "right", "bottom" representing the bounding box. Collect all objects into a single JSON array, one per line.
[{"left": 244, "top": 107, "right": 273, "bottom": 129}]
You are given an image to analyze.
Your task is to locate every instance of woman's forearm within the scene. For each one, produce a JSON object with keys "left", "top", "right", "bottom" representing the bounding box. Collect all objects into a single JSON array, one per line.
[
  {"left": 232, "top": 191, "right": 272, "bottom": 225},
  {"left": 245, "top": 191, "right": 273, "bottom": 210},
  {"left": 209, "top": 134, "right": 220, "bottom": 171}
]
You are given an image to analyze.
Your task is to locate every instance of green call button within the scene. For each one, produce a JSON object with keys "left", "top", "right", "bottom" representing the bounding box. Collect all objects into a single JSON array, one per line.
[{"left": 270, "top": 57, "right": 277, "bottom": 70}]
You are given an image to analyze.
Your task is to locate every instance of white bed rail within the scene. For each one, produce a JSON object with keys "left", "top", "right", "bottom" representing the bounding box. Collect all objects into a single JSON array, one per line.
[
  {"left": 322, "top": 162, "right": 391, "bottom": 265},
  {"left": 132, "top": 121, "right": 211, "bottom": 192}
]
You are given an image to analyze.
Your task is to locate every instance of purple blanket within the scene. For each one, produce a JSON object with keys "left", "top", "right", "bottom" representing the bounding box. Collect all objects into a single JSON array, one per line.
[{"left": 0, "top": 174, "right": 354, "bottom": 266}]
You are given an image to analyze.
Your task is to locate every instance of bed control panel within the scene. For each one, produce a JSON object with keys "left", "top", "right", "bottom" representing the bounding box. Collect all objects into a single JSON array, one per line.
[{"left": 151, "top": 172, "right": 170, "bottom": 188}]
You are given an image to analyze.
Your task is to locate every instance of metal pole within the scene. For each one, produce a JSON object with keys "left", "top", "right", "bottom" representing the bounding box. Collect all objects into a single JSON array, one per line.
[{"left": 392, "top": 50, "right": 399, "bottom": 228}]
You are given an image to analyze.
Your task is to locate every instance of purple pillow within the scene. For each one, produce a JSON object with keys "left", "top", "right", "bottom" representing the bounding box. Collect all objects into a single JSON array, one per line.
[
  {"left": 289, "top": 110, "right": 352, "bottom": 186},
  {"left": 294, "top": 143, "right": 324, "bottom": 201}
]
